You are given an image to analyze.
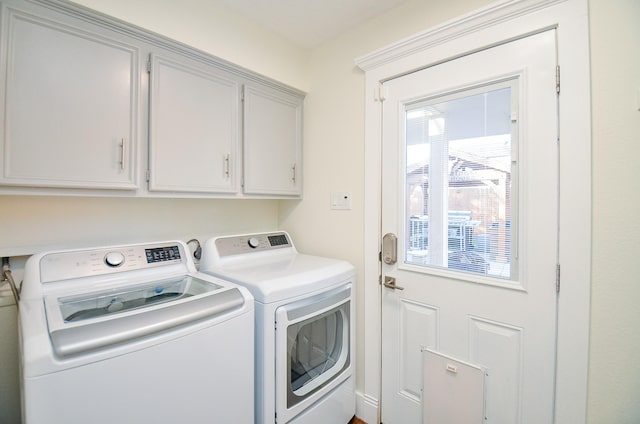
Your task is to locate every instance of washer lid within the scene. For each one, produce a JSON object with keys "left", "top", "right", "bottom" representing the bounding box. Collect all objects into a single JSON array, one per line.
[
  {"left": 55, "top": 275, "right": 217, "bottom": 323},
  {"left": 202, "top": 253, "right": 355, "bottom": 303},
  {"left": 44, "top": 274, "right": 246, "bottom": 358}
]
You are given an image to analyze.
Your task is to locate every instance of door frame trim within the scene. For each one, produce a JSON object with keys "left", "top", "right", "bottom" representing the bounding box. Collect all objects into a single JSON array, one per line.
[{"left": 355, "top": 1, "right": 591, "bottom": 423}]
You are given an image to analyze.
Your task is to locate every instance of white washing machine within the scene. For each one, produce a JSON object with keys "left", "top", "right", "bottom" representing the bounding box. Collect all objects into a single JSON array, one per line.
[
  {"left": 200, "top": 231, "right": 356, "bottom": 424},
  {"left": 19, "top": 241, "right": 254, "bottom": 424}
]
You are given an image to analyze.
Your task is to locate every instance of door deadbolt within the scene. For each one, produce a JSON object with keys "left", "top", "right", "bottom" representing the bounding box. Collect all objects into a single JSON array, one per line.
[{"left": 382, "top": 233, "right": 397, "bottom": 265}]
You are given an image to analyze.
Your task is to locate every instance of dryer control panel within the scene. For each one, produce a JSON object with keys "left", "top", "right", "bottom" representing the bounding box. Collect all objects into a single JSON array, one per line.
[{"left": 214, "top": 232, "right": 293, "bottom": 257}]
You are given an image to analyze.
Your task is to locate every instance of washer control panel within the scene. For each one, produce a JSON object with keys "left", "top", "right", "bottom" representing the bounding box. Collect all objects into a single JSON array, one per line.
[
  {"left": 214, "top": 232, "right": 292, "bottom": 257},
  {"left": 40, "top": 242, "right": 185, "bottom": 283}
]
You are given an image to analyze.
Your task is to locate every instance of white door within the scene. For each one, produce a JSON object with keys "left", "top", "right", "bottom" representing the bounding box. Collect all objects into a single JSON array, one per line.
[{"left": 381, "top": 30, "right": 558, "bottom": 423}]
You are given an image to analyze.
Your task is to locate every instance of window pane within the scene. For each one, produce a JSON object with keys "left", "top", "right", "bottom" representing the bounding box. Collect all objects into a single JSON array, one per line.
[{"left": 405, "top": 82, "right": 515, "bottom": 279}]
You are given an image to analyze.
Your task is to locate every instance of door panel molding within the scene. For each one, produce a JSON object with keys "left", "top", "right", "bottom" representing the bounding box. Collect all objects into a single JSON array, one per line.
[
  {"left": 398, "top": 299, "right": 439, "bottom": 400},
  {"left": 468, "top": 316, "right": 523, "bottom": 423}
]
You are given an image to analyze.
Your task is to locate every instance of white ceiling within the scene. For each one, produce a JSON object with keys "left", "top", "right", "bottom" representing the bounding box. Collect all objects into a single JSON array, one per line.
[{"left": 212, "top": 0, "right": 409, "bottom": 48}]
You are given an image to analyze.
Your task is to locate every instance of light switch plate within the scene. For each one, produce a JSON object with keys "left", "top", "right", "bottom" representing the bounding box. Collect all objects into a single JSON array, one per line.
[{"left": 331, "top": 192, "right": 352, "bottom": 210}]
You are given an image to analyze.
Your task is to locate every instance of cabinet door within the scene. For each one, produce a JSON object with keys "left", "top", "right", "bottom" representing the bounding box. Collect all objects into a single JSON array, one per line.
[
  {"left": 0, "top": 5, "right": 138, "bottom": 189},
  {"left": 243, "top": 84, "right": 303, "bottom": 196},
  {"left": 148, "top": 53, "right": 240, "bottom": 193}
]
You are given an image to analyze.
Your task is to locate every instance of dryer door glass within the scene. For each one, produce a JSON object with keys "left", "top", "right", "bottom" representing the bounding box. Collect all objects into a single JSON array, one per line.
[{"left": 286, "top": 300, "right": 350, "bottom": 407}]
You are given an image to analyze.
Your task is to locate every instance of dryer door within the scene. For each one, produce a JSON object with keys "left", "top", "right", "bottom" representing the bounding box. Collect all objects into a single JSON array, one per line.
[{"left": 275, "top": 284, "right": 352, "bottom": 423}]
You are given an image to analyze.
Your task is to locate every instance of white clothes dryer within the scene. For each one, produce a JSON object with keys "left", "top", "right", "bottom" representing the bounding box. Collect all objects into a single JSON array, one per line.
[
  {"left": 19, "top": 241, "right": 254, "bottom": 424},
  {"left": 200, "top": 231, "right": 356, "bottom": 424}
]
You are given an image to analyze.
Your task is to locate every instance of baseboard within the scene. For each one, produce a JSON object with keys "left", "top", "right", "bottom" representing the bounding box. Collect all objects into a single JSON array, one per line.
[{"left": 356, "top": 391, "right": 378, "bottom": 424}]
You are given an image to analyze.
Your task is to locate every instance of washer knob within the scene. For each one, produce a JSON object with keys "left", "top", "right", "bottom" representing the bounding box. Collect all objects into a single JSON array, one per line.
[
  {"left": 104, "top": 251, "right": 125, "bottom": 267},
  {"left": 248, "top": 237, "right": 260, "bottom": 249}
]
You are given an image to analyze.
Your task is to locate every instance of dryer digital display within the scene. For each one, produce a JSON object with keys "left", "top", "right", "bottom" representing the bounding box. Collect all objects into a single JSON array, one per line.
[{"left": 268, "top": 234, "right": 289, "bottom": 247}]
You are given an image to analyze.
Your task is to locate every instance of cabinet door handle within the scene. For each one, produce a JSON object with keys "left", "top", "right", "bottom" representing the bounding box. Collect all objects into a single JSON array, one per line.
[
  {"left": 224, "top": 154, "right": 230, "bottom": 179},
  {"left": 119, "top": 138, "right": 126, "bottom": 170},
  {"left": 291, "top": 163, "right": 296, "bottom": 183}
]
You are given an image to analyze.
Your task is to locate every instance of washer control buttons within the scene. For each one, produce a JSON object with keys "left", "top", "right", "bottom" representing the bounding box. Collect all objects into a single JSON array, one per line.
[
  {"left": 104, "top": 251, "right": 125, "bottom": 267},
  {"left": 248, "top": 237, "right": 260, "bottom": 249}
]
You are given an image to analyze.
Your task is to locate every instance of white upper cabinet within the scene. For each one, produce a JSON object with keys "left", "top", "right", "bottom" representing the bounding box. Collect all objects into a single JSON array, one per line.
[
  {"left": 0, "top": 3, "right": 139, "bottom": 189},
  {"left": 0, "top": 0, "right": 304, "bottom": 197},
  {"left": 243, "top": 84, "right": 303, "bottom": 196},
  {"left": 148, "top": 53, "right": 240, "bottom": 193}
]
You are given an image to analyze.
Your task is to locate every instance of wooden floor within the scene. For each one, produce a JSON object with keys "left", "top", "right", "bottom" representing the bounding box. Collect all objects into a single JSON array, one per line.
[{"left": 349, "top": 417, "right": 367, "bottom": 424}]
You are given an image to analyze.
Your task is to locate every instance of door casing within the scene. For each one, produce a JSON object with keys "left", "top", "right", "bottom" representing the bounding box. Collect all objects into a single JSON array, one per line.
[{"left": 355, "top": 1, "right": 591, "bottom": 423}]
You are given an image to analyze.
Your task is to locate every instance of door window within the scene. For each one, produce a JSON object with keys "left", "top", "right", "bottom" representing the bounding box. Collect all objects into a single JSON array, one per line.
[{"left": 405, "top": 80, "right": 517, "bottom": 279}]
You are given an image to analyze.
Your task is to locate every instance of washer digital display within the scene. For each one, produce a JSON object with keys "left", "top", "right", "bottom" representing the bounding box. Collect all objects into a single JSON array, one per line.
[{"left": 145, "top": 246, "right": 181, "bottom": 263}]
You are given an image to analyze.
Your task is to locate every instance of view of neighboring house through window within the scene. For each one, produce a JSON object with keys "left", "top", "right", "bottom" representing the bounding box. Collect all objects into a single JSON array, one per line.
[{"left": 404, "top": 79, "right": 517, "bottom": 279}]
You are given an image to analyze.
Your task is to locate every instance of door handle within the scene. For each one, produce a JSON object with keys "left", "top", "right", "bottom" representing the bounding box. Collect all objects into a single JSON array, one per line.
[{"left": 383, "top": 276, "right": 404, "bottom": 290}]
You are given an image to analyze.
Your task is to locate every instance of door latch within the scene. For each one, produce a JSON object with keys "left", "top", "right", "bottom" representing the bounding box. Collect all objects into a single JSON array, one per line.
[{"left": 383, "top": 275, "right": 404, "bottom": 290}]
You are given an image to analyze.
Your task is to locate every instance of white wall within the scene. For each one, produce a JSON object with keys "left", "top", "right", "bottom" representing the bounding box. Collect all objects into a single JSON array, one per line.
[
  {"left": 588, "top": 0, "right": 640, "bottom": 422},
  {"left": 0, "top": 196, "right": 281, "bottom": 255}
]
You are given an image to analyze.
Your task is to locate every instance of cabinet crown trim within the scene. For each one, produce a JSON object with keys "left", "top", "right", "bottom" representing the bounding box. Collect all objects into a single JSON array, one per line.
[{"left": 26, "top": 0, "right": 305, "bottom": 97}]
